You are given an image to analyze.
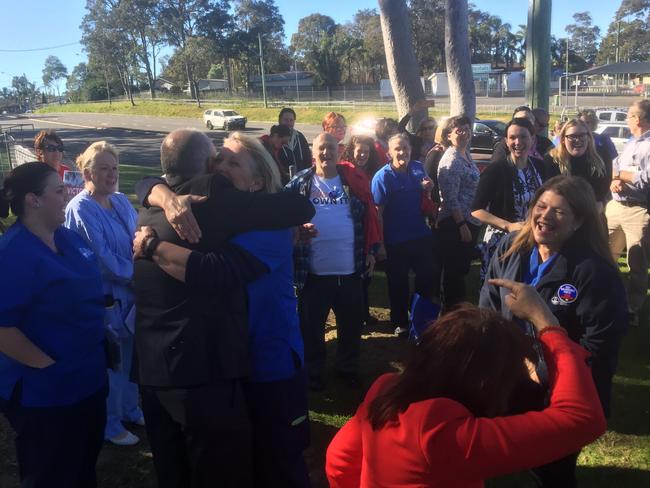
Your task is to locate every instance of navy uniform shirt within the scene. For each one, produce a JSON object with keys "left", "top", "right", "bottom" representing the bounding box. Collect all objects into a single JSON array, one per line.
[{"left": 0, "top": 222, "right": 106, "bottom": 407}]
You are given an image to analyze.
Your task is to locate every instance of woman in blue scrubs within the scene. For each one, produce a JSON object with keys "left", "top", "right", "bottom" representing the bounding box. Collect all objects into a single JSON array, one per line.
[
  {"left": 66, "top": 141, "right": 144, "bottom": 446},
  {"left": 0, "top": 162, "right": 107, "bottom": 488}
]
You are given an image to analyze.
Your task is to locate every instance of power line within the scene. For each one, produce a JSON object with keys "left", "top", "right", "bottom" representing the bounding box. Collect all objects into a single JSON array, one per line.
[{"left": 0, "top": 41, "right": 80, "bottom": 53}]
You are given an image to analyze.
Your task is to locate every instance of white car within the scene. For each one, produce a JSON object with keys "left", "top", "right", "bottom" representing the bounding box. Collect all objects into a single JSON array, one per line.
[
  {"left": 594, "top": 123, "right": 631, "bottom": 154},
  {"left": 203, "top": 109, "right": 247, "bottom": 130},
  {"left": 595, "top": 109, "right": 627, "bottom": 124}
]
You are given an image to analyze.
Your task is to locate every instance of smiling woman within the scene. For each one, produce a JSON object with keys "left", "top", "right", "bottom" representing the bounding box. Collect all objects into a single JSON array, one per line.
[
  {"left": 545, "top": 119, "right": 611, "bottom": 210},
  {"left": 65, "top": 141, "right": 144, "bottom": 447},
  {"left": 480, "top": 174, "right": 628, "bottom": 488}
]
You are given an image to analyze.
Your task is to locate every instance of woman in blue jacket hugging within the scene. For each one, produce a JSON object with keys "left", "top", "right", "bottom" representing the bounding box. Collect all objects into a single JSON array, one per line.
[{"left": 0, "top": 162, "right": 107, "bottom": 487}]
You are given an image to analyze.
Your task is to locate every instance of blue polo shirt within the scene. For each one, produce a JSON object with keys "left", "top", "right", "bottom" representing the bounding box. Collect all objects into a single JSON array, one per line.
[
  {"left": 0, "top": 223, "right": 106, "bottom": 407},
  {"left": 232, "top": 230, "right": 304, "bottom": 382},
  {"left": 372, "top": 160, "right": 431, "bottom": 245}
]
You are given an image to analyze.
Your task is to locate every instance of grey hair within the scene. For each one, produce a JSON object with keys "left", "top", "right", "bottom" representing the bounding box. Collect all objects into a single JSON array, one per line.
[{"left": 160, "top": 129, "right": 213, "bottom": 181}]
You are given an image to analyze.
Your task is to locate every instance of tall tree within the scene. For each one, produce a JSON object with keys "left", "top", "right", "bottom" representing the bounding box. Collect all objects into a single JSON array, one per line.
[
  {"left": 408, "top": 0, "right": 446, "bottom": 73},
  {"left": 157, "top": 0, "right": 221, "bottom": 102},
  {"left": 348, "top": 9, "right": 387, "bottom": 84},
  {"left": 378, "top": 0, "right": 426, "bottom": 126},
  {"left": 11, "top": 75, "right": 38, "bottom": 110},
  {"left": 290, "top": 14, "right": 342, "bottom": 92},
  {"left": 42, "top": 56, "right": 68, "bottom": 101},
  {"left": 445, "top": 0, "right": 475, "bottom": 119},
  {"left": 565, "top": 12, "right": 600, "bottom": 65}
]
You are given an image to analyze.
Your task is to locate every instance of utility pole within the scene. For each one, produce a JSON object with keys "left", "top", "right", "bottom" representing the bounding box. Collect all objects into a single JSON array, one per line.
[
  {"left": 294, "top": 58, "right": 299, "bottom": 102},
  {"left": 565, "top": 38, "right": 570, "bottom": 107},
  {"left": 614, "top": 19, "right": 621, "bottom": 93},
  {"left": 258, "top": 32, "right": 268, "bottom": 108},
  {"left": 525, "top": 0, "right": 552, "bottom": 112}
]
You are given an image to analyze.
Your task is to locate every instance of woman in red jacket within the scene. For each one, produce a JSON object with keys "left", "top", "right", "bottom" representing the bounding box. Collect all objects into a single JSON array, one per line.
[{"left": 326, "top": 280, "right": 606, "bottom": 488}]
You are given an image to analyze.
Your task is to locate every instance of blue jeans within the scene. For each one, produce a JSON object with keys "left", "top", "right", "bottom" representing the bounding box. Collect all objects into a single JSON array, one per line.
[{"left": 105, "top": 334, "right": 142, "bottom": 439}]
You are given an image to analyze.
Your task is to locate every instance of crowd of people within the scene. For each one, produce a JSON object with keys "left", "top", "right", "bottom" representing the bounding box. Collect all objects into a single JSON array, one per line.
[{"left": 0, "top": 98, "right": 645, "bottom": 488}]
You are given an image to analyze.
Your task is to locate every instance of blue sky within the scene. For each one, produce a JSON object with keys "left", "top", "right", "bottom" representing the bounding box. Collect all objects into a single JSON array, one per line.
[{"left": 0, "top": 0, "right": 620, "bottom": 90}]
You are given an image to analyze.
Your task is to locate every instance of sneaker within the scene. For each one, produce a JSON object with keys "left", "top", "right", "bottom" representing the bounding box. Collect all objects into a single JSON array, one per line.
[
  {"left": 108, "top": 430, "right": 140, "bottom": 446},
  {"left": 394, "top": 326, "right": 408, "bottom": 337}
]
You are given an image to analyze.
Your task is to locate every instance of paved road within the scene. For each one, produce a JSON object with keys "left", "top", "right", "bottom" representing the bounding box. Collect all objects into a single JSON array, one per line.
[{"left": 0, "top": 112, "right": 491, "bottom": 167}]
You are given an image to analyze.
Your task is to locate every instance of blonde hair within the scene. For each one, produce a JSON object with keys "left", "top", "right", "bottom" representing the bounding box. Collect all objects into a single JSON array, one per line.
[
  {"left": 76, "top": 141, "right": 119, "bottom": 179},
  {"left": 548, "top": 119, "right": 605, "bottom": 177},
  {"left": 226, "top": 132, "right": 282, "bottom": 193}
]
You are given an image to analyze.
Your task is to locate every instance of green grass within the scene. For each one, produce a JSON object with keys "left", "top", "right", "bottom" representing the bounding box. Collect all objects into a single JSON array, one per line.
[
  {"left": 0, "top": 163, "right": 648, "bottom": 486},
  {"left": 36, "top": 100, "right": 509, "bottom": 125}
]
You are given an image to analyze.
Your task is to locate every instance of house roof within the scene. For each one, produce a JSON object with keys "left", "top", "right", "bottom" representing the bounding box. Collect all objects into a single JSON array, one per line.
[{"left": 572, "top": 62, "right": 650, "bottom": 76}]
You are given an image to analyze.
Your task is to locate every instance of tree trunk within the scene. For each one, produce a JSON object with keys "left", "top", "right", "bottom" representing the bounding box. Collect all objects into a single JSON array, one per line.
[
  {"left": 378, "top": 0, "right": 427, "bottom": 130},
  {"left": 525, "top": 0, "right": 552, "bottom": 115},
  {"left": 104, "top": 70, "right": 112, "bottom": 106},
  {"left": 445, "top": 0, "right": 476, "bottom": 120}
]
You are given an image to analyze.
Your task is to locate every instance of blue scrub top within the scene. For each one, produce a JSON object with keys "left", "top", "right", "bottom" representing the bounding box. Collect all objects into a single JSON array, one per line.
[
  {"left": 0, "top": 222, "right": 106, "bottom": 407},
  {"left": 232, "top": 230, "right": 304, "bottom": 382},
  {"left": 372, "top": 160, "right": 431, "bottom": 246}
]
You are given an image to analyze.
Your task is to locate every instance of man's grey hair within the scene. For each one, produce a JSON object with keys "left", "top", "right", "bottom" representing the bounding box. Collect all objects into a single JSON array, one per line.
[{"left": 160, "top": 129, "right": 213, "bottom": 181}]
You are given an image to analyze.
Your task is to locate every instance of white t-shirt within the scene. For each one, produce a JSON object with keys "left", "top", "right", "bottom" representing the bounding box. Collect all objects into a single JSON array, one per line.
[{"left": 309, "top": 174, "right": 355, "bottom": 275}]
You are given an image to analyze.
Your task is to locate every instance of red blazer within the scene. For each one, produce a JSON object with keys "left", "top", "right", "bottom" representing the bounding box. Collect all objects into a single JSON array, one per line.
[{"left": 326, "top": 332, "right": 606, "bottom": 488}]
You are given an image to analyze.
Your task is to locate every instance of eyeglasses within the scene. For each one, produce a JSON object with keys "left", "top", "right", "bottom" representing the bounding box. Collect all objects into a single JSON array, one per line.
[
  {"left": 41, "top": 144, "right": 64, "bottom": 153},
  {"left": 329, "top": 124, "right": 346, "bottom": 130},
  {"left": 564, "top": 133, "right": 588, "bottom": 142}
]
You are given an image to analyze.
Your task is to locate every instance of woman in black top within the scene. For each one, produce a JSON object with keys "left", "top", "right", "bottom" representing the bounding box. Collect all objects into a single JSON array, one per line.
[
  {"left": 472, "top": 118, "right": 554, "bottom": 281},
  {"left": 544, "top": 119, "right": 610, "bottom": 212}
]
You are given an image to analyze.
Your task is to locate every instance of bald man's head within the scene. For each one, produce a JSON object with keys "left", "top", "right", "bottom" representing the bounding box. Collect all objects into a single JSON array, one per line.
[{"left": 160, "top": 129, "right": 215, "bottom": 182}]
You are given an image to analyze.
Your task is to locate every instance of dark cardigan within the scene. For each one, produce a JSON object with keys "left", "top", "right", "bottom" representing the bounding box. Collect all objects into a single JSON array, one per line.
[{"left": 471, "top": 157, "right": 556, "bottom": 222}]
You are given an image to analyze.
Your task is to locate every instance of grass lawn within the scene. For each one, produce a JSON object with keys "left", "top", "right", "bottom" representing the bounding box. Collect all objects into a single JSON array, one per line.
[
  {"left": 0, "top": 163, "right": 648, "bottom": 487},
  {"left": 36, "top": 100, "right": 510, "bottom": 125}
]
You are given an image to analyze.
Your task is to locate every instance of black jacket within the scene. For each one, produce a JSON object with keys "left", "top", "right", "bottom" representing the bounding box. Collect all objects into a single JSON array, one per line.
[
  {"left": 544, "top": 153, "right": 611, "bottom": 204},
  {"left": 133, "top": 173, "right": 315, "bottom": 387},
  {"left": 479, "top": 233, "right": 628, "bottom": 415},
  {"left": 278, "top": 130, "right": 312, "bottom": 172},
  {"left": 471, "top": 156, "right": 556, "bottom": 222}
]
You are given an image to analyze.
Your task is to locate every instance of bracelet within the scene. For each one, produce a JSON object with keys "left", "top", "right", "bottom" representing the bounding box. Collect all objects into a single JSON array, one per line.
[
  {"left": 143, "top": 236, "right": 161, "bottom": 260},
  {"left": 456, "top": 220, "right": 467, "bottom": 228},
  {"left": 537, "top": 325, "right": 567, "bottom": 338}
]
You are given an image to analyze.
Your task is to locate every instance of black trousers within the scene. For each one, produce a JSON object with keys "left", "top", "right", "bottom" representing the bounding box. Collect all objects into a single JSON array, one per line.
[
  {"left": 385, "top": 235, "right": 440, "bottom": 328},
  {"left": 243, "top": 371, "right": 311, "bottom": 488},
  {"left": 298, "top": 273, "right": 363, "bottom": 380},
  {"left": 140, "top": 381, "right": 252, "bottom": 488},
  {"left": 532, "top": 451, "right": 581, "bottom": 488},
  {"left": 438, "top": 218, "right": 480, "bottom": 309},
  {"left": 0, "top": 384, "right": 107, "bottom": 488}
]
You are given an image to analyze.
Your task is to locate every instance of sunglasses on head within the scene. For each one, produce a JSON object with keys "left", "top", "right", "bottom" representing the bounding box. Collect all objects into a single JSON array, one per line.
[{"left": 42, "top": 144, "right": 64, "bottom": 153}]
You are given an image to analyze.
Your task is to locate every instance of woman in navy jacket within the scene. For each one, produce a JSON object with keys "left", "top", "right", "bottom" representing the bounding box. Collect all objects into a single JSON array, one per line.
[
  {"left": 0, "top": 163, "right": 107, "bottom": 487},
  {"left": 480, "top": 175, "right": 628, "bottom": 487}
]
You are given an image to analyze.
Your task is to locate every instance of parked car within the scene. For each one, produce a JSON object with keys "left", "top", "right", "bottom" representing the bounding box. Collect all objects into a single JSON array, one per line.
[
  {"left": 203, "top": 109, "right": 247, "bottom": 130},
  {"left": 471, "top": 120, "right": 506, "bottom": 152},
  {"left": 595, "top": 108, "right": 627, "bottom": 124},
  {"left": 594, "top": 123, "right": 631, "bottom": 154}
]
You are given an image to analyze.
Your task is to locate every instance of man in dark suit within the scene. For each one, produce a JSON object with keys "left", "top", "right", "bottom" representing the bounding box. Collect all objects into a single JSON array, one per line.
[{"left": 133, "top": 129, "right": 314, "bottom": 488}]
